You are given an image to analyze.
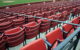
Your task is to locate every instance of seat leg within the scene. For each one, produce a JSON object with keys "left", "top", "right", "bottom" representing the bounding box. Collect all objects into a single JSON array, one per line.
[
  {"left": 23, "top": 41, "right": 25, "bottom": 46},
  {"left": 57, "top": 25, "right": 58, "bottom": 28},
  {"left": 35, "top": 36, "right": 38, "bottom": 40},
  {"left": 49, "top": 28, "right": 51, "bottom": 32},
  {"left": 45, "top": 31, "right": 47, "bottom": 35},
  {"left": 6, "top": 43, "right": 9, "bottom": 50},
  {"left": 59, "top": 24, "right": 61, "bottom": 27},
  {"left": 39, "top": 33, "right": 40, "bottom": 38},
  {"left": 24, "top": 33, "right": 27, "bottom": 45},
  {"left": 53, "top": 27, "right": 55, "bottom": 30}
]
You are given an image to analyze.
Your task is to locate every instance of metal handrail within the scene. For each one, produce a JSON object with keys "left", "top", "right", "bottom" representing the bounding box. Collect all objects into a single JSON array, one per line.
[
  {"left": 53, "top": 27, "right": 80, "bottom": 50},
  {"left": 4, "top": 12, "right": 80, "bottom": 27}
]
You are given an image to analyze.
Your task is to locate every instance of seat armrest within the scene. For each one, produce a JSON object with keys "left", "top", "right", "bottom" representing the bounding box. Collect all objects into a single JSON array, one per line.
[{"left": 41, "top": 37, "right": 52, "bottom": 47}]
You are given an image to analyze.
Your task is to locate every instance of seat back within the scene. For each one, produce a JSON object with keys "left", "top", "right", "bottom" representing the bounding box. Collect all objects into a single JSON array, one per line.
[
  {"left": 23, "top": 22, "right": 37, "bottom": 27},
  {"left": 7, "top": 16, "right": 16, "bottom": 21},
  {"left": 71, "top": 17, "right": 79, "bottom": 24},
  {"left": 46, "top": 28, "right": 63, "bottom": 44},
  {"left": 4, "top": 27, "right": 25, "bottom": 47},
  {"left": 23, "top": 21, "right": 40, "bottom": 39},
  {"left": 25, "top": 16, "right": 35, "bottom": 23},
  {"left": 35, "top": 13, "right": 43, "bottom": 17},
  {"left": 62, "top": 24, "right": 73, "bottom": 32},
  {"left": 4, "top": 27, "right": 21, "bottom": 35},
  {"left": 0, "top": 18, "right": 6, "bottom": 23},
  {"left": 62, "top": 24, "right": 74, "bottom": 38},
  {"left": 0, "top": 21, "right": 13, "bottom": 32},
  {"left": 38, "top": 19, "right": 50, "bottom": 33},
  {"left": 13, "top": 16, "right": 25, "bottom": 27},
  {"left": 20, "top": 39, "right": 46, "bottom": 50}
]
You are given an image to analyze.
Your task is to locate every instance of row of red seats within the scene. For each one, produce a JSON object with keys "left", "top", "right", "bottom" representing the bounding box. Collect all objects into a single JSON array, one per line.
[
  {"left": 20, "top": 16, "right": 80, "bottom": 50},
  {"left": 0, "top": 7, "right": 78, "bottom": 50},
  {"left": 0, "top": 20, "right": 48, "bottom": 50},
  {"left": 0, "top": 9, "right": 70, "bottom": 33},
  {"left": 1, "top": 0, "right": 80, "bottom": 16},
  {"left": 0, "top": 15, "right": 25, "bottom": 32},
  {"left": 1, "top": 4, "right": 80, "bottom": 21},
  {"left": 0, "top": 1, "right": 80, "bottom": 50},
  {"left": 0, "top": 13, "right": 70, "bottom": 50}
]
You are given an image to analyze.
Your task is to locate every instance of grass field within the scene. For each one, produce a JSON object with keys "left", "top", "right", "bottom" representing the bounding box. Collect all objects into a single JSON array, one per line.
[{"left": 0, "top": 0, "right": 48, "bottom": 7}]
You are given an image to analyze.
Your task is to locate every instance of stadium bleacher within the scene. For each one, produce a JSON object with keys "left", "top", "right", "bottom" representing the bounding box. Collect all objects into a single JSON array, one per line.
[{"left": 0, "top": 0, "right": 80, "bottom": 50}]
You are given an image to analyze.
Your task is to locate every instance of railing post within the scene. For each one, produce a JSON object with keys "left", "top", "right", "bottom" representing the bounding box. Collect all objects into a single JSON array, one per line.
[{"left": 73, "top": 31, "right": 80, "bottom": 50}]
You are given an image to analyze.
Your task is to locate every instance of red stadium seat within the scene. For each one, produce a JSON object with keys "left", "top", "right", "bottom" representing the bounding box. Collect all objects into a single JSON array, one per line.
[
  {"left": 73, "top": 8, "right": 78, "bottom": 15},
  {"left": 48, "top": 15, "right": 59, "bottom": 27},
  {"left": 26, "top": 12, "right": 33, "bottom": 15},
  {"left": 51, "top": 40, "right": 63, "bottom": 50},
  {"left": 70, "top": 17, "right": 80, "bottom": 30},
  {"left": 0, "top": 21, "right": 13, "bottom": 32},
  {"left": 25, "top": 16, "right": 35, "bottom": 23},
  {"left": 59, "top": 8, "right": 63, "bottom": 12},
  {"left": 56, "top": 13, "right": 63, "bottom": 21},
  {"left": 13, "top": 16, "right": 25, "bottom": 27},
  {"left": 42, "top": 11, "right": 50, "bottom": 18},
  {"left": 71, "top": 17, "right": 79, "bottom": 24},
  {"left": 23, "top": 21, "right": 40, "bottom": 39},
  {"left": 4, "top": 27, "right": 25, "bottom": 47},
  {"left": 50, "top": 10, "right": 55, "bottom": 15},
  {"left": 0, "top": 17, "right": 6, "bottom": 23},
  {"left": 34, "top": 13, "right": 43, "bottom": 17},
  {"left": 77, "top": 17, "right": 80, "bottom": 23},
  {"left": 38, "top": 19, "right": 50, "bottom": 33},
  {"left": 33, "top": 11, "right": 39, "bottom": 15},
  {"left": 7, "top": 16, "right": 16, "bottom": 21},
  {"left": 62, "top": 24, "right": 74, "bottom": 38},
  {"left": 46, "top": 28, "right": 64, "bottom": 50},
  {"left": 71, "top": 8, "right": 78, "bottom": 18},
  {"left": 20, "top": 39, "right": 46, "bottom": 50},
  {"left": 62, "top": 11, "right": 69, "bottom": 21}
]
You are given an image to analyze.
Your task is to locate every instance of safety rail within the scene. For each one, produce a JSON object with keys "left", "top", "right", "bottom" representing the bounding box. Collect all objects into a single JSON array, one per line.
[
  {"left": 2, "top": 12, "right": 80, "bottom": 27},
  {"left": 53, "top": 27, "right": 80, "bottom": 50}
]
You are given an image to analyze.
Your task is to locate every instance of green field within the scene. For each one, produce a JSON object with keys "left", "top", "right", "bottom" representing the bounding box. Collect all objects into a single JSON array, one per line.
[{"left": 0, "top": 0, "right": 48, "bottom": 7}]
